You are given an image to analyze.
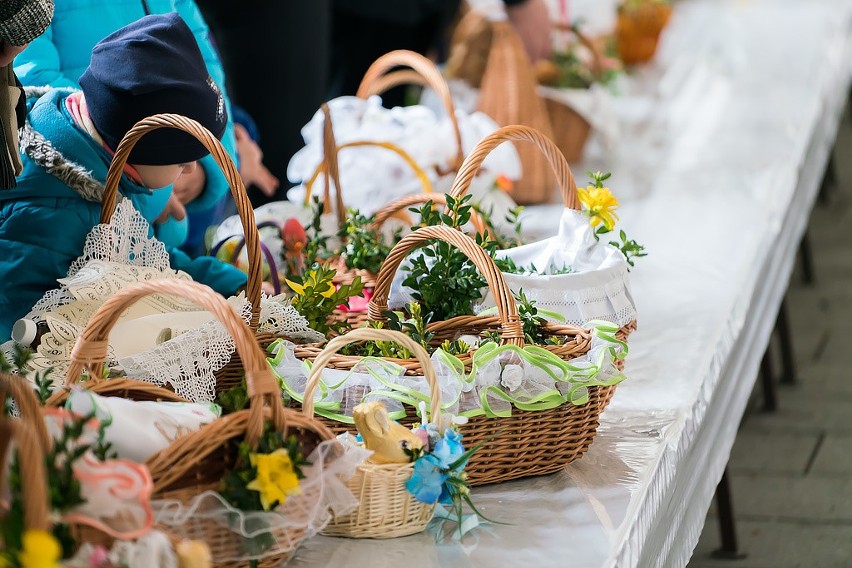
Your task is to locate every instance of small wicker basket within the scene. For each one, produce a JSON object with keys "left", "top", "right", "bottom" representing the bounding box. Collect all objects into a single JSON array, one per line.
[{"left": 303, "top": 328, "right": 440, "bottom": 539}]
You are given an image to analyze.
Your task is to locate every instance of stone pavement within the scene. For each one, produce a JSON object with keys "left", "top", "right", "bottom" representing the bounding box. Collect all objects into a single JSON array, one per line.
[{"left": 687, "top": 112, "right": 852, "bottom": 567}]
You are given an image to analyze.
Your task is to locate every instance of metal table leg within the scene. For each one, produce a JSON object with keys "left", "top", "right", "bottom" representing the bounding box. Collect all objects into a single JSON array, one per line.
[
  {"left": 760, "top": 349, "right": 778, "bottom": 412},
  {"left": 776, "top": 299, "right": 797, "bottom": 385},
  {"left": 711, "top": 468, "right": 748, "bottom": 560}
]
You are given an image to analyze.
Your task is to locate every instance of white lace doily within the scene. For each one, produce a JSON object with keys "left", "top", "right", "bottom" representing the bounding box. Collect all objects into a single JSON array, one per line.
[{"left": 23, "top": 198, "right": 324, "bottom": 403}]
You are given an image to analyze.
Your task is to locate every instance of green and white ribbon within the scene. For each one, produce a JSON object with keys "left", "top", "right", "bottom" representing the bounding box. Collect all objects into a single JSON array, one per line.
[{"left": 266, "top": 320, "right": 628, "bottom": 422}]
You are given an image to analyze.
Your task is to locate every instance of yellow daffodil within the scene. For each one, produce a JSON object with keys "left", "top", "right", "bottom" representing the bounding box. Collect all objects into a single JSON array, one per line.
[
  {"left": 246, "top": 449, "right": 301, "bottom": 511},
  {"left": 17, "top": 529, "right": 61, "bottom": 568},
  {"left": 285, "top": 278, "right": 336, "bottom": 298},
  {"left": 577, "top": 185, "right": 620, "bottom": 230}
]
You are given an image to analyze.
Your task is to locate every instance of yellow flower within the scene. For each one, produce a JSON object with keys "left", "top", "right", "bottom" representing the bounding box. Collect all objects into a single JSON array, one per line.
[
  {"left": 577, "top": 185, "right": 620, "bottom": 231},
  {"left": 285, "top": 278, "right": 336, "bottom": 298},
  {"left": 18, "top": 529, "right": 61, "bottom": 568},
  {"left": 246, "top": 449, "right": 301, "bottom": 511}
]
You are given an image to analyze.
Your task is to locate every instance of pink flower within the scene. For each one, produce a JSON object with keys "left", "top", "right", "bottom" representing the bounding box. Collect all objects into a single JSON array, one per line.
[{"left": 88, "top": 545, "right": 110, "bottom": 568}]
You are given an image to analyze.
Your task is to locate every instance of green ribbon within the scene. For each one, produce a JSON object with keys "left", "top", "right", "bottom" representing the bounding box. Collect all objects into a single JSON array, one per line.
[{"left": 266, "top": 320, "right": 628, "bottom": 422}]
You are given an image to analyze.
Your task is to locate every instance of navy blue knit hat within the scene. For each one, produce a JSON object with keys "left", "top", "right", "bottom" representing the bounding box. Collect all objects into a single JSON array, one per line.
[{"left": 79, "top": 13, "right": 227, "bottom": 166}]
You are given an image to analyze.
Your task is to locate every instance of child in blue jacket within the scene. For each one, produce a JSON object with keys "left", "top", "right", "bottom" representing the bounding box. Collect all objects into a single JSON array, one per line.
[{"left": 0, "top": 13, "right": 247, "bottom": 338}]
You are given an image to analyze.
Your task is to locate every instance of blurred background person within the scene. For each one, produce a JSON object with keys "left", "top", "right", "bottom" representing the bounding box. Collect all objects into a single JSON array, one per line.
[{"left": 196, "top": 0, "right": 329, "bottom": 207}]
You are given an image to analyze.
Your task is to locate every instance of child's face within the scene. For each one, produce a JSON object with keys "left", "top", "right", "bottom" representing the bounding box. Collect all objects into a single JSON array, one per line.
[{"left": 133, "top": 161, "right": 197, "bottom": 190}]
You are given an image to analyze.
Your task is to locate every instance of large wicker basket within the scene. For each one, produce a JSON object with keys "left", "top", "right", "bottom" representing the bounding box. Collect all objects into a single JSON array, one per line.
[
  {"left": 295, "top": 224, "right": 615, "bottom": 485},
  {"left": 303, "top": 328, "right": 440, "bottom": 538},
  {"left": 304, "top": 103, "right": 436, "bottom": 328},
  {"left": 447, "top": 10, "right": 556, "bottom": 204},
  {"left": 538, "top": 26, "right": 604, "bottom": 164},
  {"left": 62, "top": 279, "right": 337, "bottom": 568}
]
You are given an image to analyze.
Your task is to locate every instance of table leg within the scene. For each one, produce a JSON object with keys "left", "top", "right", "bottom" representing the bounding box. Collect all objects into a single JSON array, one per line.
[
  {"left": 711, "top": 468, "right": 748, "bottom": 560},
  {"left": 776, "top": 299, "right": 797, "bottom": 385},
  {"left": 818, "top": 153, "right": 836, "bottom": 205},
  {"left": 760, "top": 349, "right": 777, "bottom": 412},
  {"left": 798, "top": 232, "right": 816, "bottom": 286}
]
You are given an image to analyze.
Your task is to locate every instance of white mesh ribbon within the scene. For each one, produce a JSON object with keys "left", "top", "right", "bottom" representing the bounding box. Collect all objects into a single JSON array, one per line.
[
  {"left": 271, "top": 322, "right": 627, "bottom": 421},
  {"left": 267, "top": 340, "right": 462, "bottom": 423},
  {"left": 152, "top": 439, "right": 366, "bottom": 563},
  {"left": 478, "top": 208, "right": 638, "bottom": 328}
]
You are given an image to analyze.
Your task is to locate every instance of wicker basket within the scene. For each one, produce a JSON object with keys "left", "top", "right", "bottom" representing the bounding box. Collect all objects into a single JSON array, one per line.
[
  {"left": 356, "top": 49, "right": 465, "bottom": 176},
  {"left": 303, "top": 328, "right": 440, "bottom": 538},
  {"left": 448, "top": 124, "right": 637, "bottom": 357},
  {"left": 615, "top": 2, "right": 673, "bottom": 66},
  {"left": 63, "top": 279, "right": 336, "bottom": 567},
  {"left": 448, "top": 11, "right": 556, "bottom": 205},
  {"left": 92, "top": 113, "right": 278, "bottom": 396},
  {"left": 295, "top": 224, "right": 614, "bottom": 485}
]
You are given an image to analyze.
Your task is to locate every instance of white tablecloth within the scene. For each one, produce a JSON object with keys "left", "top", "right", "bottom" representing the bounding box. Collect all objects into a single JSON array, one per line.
[{"left": 288, "top": 1, "right": 852, "bottom": 566}]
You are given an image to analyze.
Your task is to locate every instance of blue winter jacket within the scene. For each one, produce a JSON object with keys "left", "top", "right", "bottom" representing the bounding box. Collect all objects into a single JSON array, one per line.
[
  {"left": 13, "top": 0, "right": 239, "bottom": 254},
  {"left": 0, "top": 89, "right": 247, "bottom": 339}
]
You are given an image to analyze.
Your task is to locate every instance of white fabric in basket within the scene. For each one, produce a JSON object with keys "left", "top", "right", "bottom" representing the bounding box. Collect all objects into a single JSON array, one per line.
[
  {"left": 286, "top": 95, "right": 520, "bottom": 217},
  {"left": 479, "top": 208, "right": 637, "bottom": 327}
]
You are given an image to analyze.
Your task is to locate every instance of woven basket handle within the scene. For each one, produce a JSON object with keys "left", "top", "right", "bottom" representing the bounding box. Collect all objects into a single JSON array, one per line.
[
  {"left": 369, "top": 225, "right": 523, "bottom": 346},
  {"left": 449, "top": 124, "right": 579, "bottom": 209},
  {"left": 0, "top": 420, "right": 51, "bottom": 531},
  {"left": 62, "top": 279, "right": 286, "bottom": 445},
  {"left": 99, "top": 114, "right": 263, "bottom": 329},
  {"left": 356, "top": 50, "right": 464, "bottom": 171},
  {"left": 371, "top": 192, "right": 488, "bottom": 235},
  {"left": 318, "top": 103, "right": 347, "bottom": 227},
  {"left": 303, "top": 140, "right": 434, "bottom": 210},
  {"left": 302, "top": 328, "right": 442, "bottom": 423},
  {"left": 0, "top": 373, "right": 51, "bottom": 453}
]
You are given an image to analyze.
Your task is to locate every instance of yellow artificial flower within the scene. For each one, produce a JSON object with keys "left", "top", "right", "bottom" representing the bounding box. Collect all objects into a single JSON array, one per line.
[
  {"left": 577, "top": 185, "right": 620, "bottom": 230},
  {"left": 17, "top": 529, "right": 61, "bottom": 568},
  {"left": 246, "top": 449, "right": 301, "bottom": 511},
  {"left": 285, "top": 278, "right": 336, "bottom": 298}
]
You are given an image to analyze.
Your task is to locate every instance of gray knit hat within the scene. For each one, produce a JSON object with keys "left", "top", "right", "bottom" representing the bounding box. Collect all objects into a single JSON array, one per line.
[{"left": 0, "top": 0, "right": 53, "bottom": 46}]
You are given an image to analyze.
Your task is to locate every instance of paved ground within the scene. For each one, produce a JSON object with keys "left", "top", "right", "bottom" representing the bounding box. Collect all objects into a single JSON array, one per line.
[{"left": 687, "top": 113, "right": 852, "bottom": 567}]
